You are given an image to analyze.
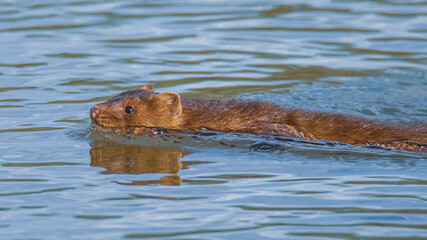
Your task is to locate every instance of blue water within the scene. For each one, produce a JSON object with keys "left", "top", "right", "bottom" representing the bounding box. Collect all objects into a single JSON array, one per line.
[{"left": 0, "top": 0, "right": 426, "bottom": 239}]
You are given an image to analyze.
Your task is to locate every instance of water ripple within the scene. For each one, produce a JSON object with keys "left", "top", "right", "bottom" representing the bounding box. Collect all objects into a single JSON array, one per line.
[
  {"left": 0, "top": 187, "right": 74, "bottom": 197},
  {"left": 214, "top": 27, "right": 379, "bottom": 33},
  {"left": 0, "top": 24, "right": 88, "bottom": 32},
  {"left": 105, "top": 34, "right": 196, "bottom": 43}
]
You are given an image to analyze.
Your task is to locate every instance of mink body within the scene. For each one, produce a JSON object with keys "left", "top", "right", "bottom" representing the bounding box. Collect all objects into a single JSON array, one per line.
[{"left": 90, "top": 85, "right": 427, "bottom": 151}]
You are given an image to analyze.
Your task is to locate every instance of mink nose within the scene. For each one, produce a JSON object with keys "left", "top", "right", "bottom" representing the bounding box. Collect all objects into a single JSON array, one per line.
[{"left": 90, "top": 106, "right": 100, "bottom": 123}]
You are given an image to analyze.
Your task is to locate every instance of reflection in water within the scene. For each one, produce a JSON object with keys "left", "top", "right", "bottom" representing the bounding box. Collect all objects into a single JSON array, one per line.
[{"left": 90, "top": 140, "right": 205, "bottom": 186}]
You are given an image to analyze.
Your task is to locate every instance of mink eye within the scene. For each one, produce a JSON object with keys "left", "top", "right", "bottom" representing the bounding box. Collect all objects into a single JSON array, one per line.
[{"left": 124, "top": 106, "right": 135, "bottom": 114}]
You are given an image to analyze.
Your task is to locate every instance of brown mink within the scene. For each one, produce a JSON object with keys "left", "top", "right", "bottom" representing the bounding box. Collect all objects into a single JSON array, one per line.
[{"left": 90, "top": 84, "right": 427, "bottom": 152}]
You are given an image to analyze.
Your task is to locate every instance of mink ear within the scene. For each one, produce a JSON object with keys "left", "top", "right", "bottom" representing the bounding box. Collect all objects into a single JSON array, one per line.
[
  {"left": 139, "top": 84, "right": 154, "bottom": 93},
  {"left": 155, "top": 92, "right": 182, "bottom": 117}
]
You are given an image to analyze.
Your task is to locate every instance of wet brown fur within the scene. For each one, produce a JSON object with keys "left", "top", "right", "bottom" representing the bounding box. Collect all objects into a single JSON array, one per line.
[{"left": 91, "top": 85, "right": 427, "bottom": 151}]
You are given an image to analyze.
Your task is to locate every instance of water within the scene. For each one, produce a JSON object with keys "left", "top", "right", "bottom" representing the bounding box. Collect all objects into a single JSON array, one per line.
[{"left": 1, "top": 0, "right": 426, "bottom": 239}]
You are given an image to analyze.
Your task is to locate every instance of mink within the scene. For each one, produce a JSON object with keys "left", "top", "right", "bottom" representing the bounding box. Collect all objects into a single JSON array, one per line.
[{"left": 90, "top": 84, "right": 427, "bottom": 152}]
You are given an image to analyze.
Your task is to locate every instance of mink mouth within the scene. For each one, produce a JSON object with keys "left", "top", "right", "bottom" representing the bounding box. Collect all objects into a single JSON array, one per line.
[
  {"left": 91, "top": 124, "right": 135, "bottom": 135},
  {"left": 91, "top": 124, "right": 167, "bottom": 135},
  {"left": 91, "top": 123, "right": 116, "bottom": 132}
]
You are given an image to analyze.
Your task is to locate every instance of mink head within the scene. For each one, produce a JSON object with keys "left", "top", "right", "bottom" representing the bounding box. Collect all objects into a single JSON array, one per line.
[{"left": 90, "top": 85, "right": 182, "bottom": 129}]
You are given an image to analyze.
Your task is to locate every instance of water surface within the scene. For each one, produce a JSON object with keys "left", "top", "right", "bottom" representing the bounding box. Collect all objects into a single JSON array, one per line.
[{"left": 0, "top": 0, "right": 426, "bottom": 239}]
